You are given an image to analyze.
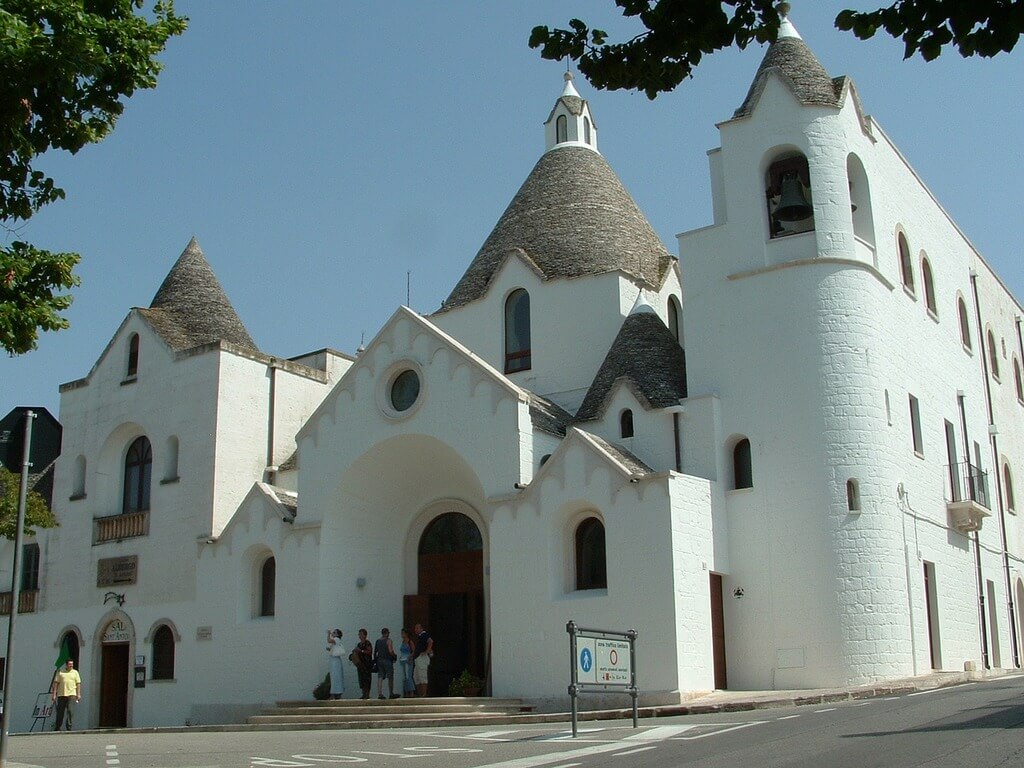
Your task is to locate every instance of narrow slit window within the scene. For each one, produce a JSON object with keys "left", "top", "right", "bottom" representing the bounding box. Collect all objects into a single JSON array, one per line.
[
  {"left": 504, "top": 289, "right": 531, "bottom": 373},
  {"left": 619, "top": 409, "right": 634, "bottom": 439},
  {"left": 958, "top": 298, "right": 972, "bottom": 350}
]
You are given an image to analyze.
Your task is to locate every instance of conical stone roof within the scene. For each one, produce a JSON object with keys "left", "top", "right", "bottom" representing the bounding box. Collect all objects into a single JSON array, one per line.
[
  {"left": 140, "top": 238, "right": 259, "bottom": 353},
  {"left": 439, "top": 146, "right": 673, "bottom": 311},
  {"left": 576, "top": 310, "right": 687, "bottom": 421},
  {"left": 733, "top": 34, "right": 840, "bottom": 119}
]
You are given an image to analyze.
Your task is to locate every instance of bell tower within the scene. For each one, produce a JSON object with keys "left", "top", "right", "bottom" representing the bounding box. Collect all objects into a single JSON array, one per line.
[{"left": 543, "top": 72, "right": 599, "bottom": 153}]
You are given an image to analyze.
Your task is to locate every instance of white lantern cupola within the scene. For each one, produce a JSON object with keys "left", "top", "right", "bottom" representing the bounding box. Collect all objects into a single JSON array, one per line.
[{"left": 544, "top": 72, "right": 599, "bottom": 153}]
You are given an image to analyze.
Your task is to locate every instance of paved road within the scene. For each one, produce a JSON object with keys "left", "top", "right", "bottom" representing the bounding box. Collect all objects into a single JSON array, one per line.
[{"left": 7, "top": 674, "right": 1024, "bottom": 768}]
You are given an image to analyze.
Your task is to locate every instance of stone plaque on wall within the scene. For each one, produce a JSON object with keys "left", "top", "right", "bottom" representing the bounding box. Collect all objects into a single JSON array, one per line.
[
  {"left": 97, "top": 555, "right": 138, "bottom": 587},
  {"left": 196, "top": 626, "right": 213, "bottom": 641}
]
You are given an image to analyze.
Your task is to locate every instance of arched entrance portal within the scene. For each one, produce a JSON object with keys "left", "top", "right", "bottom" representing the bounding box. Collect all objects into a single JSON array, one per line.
[
  {"left": 98, "top": 616, "right": 132, "bottom": 727},
  {"left": 405, "top": 511, "right": 485, "bottom": 696}
]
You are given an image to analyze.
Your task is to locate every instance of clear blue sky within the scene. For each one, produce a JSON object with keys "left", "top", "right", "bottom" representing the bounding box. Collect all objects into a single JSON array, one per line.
[{"left": 3, "top": 1, "right": 1022, "bottom": 422}]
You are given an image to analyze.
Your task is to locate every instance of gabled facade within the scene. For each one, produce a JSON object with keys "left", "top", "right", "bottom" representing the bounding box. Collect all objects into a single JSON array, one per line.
[{"left": 1, "top": 7, "right": 1022, "bottom": 731}]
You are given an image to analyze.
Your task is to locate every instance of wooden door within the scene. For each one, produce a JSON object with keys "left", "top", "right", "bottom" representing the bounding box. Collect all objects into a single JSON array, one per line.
[
  {"left": 710, "top": 573, "right": 727, "bottom": 689},
  {"left": 99, "top": 643, "right": 129, "bottom": 727}
]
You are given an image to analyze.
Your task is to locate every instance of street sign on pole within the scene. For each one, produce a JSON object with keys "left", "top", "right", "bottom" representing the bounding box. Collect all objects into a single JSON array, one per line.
[
  {"left": 567, "top": 621, "right": 639, "bottom": 737},
  {"left": 0, "top": 410, "right": 36, "bottom": 768}
]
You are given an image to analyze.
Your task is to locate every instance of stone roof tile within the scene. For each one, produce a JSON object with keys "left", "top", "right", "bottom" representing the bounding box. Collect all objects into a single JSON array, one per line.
[
  {"left": 576, "top": 311, "right": 687, "bottom": 421},
  {"left": 439, "top": 147, "right": 673, "bottom": 311},
  {"left": 734, "top": 36, "right": 840, "bottom": 119},
  {"left": 147, "top": 238, "right": 259, "bottom": 353}
]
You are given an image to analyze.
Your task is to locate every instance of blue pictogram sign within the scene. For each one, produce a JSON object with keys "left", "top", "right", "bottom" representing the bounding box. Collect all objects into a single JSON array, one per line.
[{"left": 579, "top": 647, "right": 593, "bottom": 673}]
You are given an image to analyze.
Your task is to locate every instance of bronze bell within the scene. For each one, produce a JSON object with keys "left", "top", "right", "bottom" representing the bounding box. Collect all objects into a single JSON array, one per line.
[{"left": 773, "top": 172, "right": 813, "bottom": 222}]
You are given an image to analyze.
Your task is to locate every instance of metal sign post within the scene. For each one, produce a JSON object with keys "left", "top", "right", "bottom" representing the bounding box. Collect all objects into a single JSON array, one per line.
[
  {"left": 0, "top": 410, "right": 35, "bottom": 768},
  {"left": 566, "top": 620, "right": 639, "bottom": 737}
]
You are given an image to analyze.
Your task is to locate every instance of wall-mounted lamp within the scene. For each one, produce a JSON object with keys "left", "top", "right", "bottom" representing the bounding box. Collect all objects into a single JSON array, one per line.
[
  {"left": 356, "top": 577, "right": 367, "bottom": 588},
  {"left": 733, "top": 587, "right": 744, "bottom": 599},
  {"left": 104, "top": 591, "right": 126, "bottom": 606},
  {"left": 514, "top": 482, "right": 527, "bottom": 490}
]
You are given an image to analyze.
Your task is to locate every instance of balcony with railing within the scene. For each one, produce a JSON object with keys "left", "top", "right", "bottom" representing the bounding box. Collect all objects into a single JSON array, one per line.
[
  {"left": 945, "top": 461, "right": 991, "bottom": 533},
  {"left": 93, "top": 510, "right": 149, "bottom": 544},
  {"left": 0, "top": 589, "right": 38, "bottom": 615}
]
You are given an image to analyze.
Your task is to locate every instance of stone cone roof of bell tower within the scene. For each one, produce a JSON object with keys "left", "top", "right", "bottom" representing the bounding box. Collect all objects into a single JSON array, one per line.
[
  {"left": 141, "top": 237, "right": 259, "bottom": 353},
  {"left": 733, "top": 34, "right": 842, "bottom": 118}
]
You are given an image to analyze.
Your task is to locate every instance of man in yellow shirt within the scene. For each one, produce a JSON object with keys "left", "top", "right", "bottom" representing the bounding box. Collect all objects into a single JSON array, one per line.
[{"left": 50, "top": 659, "right": 82, "bottom": 731}]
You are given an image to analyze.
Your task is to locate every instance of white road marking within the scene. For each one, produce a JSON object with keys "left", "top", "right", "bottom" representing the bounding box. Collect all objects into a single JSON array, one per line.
[
  {"left": 777, "top": 715, "right": 800, "bottom": 720},
  {"left": 106, "top": 761, "right": 120, "bottom": 766},
  {"left": 614, "top": 746, "right": 658, "bottom": 756},
  {"left": 814, "top": 708, "right": 836, "bottom": 713},
  {"left": 468, "top": 730, "right": 522, "bottom": 739},
  {"left": 471, "top": 741, "right": 636, "bottom": 768},
  {"left": 624, "top": 725, "right": 697, "bottom": 740},
  {"left": 106, "top": 745, "right": 117, "bottom": 750},
  {"left": 907, "top": 688, "right": 947, "bottom": 697},
  {"left": 882, "top": 696, "right": 900, "bottom": 700},
  {"left": 676, "top": 721, "right": 766, "bottom": 739},
  {"left": 851, "top": 701, "right": 871, "bottom": 706}
]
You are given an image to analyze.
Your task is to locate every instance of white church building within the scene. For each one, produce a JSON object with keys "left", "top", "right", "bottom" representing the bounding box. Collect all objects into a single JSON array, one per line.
[{"left": 2, "top": 11, "right": 1023, "bottom": 729}]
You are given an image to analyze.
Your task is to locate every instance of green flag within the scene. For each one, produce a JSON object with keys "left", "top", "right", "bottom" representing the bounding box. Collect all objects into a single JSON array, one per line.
[{"left": 54, "top": 637, "right": 70, "bottom": 669}]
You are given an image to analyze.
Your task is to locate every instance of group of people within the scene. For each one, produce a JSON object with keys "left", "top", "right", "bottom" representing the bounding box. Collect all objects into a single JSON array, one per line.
[{"left": 326, "top": 623, "right": 433, "bottom": 700}]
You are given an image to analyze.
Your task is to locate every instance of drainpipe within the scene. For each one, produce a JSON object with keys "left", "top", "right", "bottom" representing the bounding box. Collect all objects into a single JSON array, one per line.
[
  {"left": 958, "top": 391, "right": 989, "bottom": 669},
  {"left": 265, "top": 362, "right": 278, "bottom": 485},
  {"left": 970, "top": 271, "right": 1019, "bottom": 668}
]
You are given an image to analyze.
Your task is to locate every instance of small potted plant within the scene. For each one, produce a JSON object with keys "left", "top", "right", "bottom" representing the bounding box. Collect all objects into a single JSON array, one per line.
[{"left": 448, "top": 669, "right": 483, "bottom": 697}]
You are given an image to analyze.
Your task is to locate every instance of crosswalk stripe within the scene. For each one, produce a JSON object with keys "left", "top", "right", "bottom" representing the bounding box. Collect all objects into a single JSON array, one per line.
[{"left": 624, "top": 725, "right": 698, "bottom": 741}]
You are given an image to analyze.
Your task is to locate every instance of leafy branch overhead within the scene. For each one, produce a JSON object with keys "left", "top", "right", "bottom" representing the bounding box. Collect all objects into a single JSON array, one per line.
[
  {"left": 0, "top": 466, "right": 57, "bottom": 540},
  {"left": 0, "top": 0, "right": 187, "bottom": 354},
  {"left": 529, "top": 1, "right": 1022, "bottom": 99}
]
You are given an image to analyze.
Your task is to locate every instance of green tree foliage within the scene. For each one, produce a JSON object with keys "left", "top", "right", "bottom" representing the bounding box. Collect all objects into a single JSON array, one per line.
[
  {"left": 0, "top": 0, "right": 187, "bottom": 354},
  {"left": 530, "top": 1, "right": 1023, "bottom": 99},
  {"left": 0, "top": 466, "right": 57, "bottom": 539}
]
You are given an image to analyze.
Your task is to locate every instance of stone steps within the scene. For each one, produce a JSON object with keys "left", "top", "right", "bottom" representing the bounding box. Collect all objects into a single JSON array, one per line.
[{"left": 248, "top": 697, "right": 536, "bottom": 730}]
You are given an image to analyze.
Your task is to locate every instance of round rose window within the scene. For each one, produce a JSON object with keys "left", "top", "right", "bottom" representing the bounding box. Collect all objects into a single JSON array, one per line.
[{"left": 390, "top": 369, "right": 420, "bottom": 412}]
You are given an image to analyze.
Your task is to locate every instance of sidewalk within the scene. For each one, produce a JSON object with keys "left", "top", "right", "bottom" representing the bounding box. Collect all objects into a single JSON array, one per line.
[
  {"left": 576, "top": 668, "right": 1001, "bottom": 722},
  {"left": 20, "top": 668, "right": 1009, "bottom": 734}
]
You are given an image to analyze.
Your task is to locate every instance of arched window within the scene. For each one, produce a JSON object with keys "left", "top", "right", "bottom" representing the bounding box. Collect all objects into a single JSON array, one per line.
[
  {"left": 259, "top": 556, "right": 276, "bottom": 617},
  {"left": 1004, "top": 464, "right": 1015, "bottom": 512},
  {"left": 504, "top": 289, "right": 531, "bottom": 373},
  {"left": 127, "top": 333, "right": 140, "bottom": 378},
  {"left": 988, "top": 330, "right": 1000, "bottom": 379},
  {"left": 733, "top": 438, "right": 752, "bottom": 490},
  {"left": 59, "top": 630, "right": 81, "bottom": 668},
  {"left": 152, "top": 624, "right": 175, "bottom": 680},
  {"left": 766, "top": 154, "right": 814, "bottom": 239},
  {"left": 123, "top": 436, "right": 152, "bottom": 513},
  {"left": 556, "top": 115, "right": 567, "bottom": 144},
  {"left": 583, "top": 116, "right": 591, "bottom": 144},
  {"left": 668, "top": 296, "right": 682, "bottom": 344},
  {"left": 619, "top": 409, "right": 634, "bottom": 439},
  {"left": 419, "top": 512, "right": 483, "bottom": 554},
  {"left": 575, "top": 517, "right": 607, "bottom": 590},
  {"left": 846, "top": 479, "right": 861, "bottom": 512},
  {"left": 1014, "top": 359, "right": 1023, "bottom": 403},
  {"left": 958, "top": 297, "right": 972, "bottom": 350},
  {"left": 897, "top": 233, "right": 914, "bottom": 294},
  {"left": 921, "top": 256, "right": 936, "bottom": 316}
]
